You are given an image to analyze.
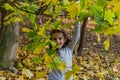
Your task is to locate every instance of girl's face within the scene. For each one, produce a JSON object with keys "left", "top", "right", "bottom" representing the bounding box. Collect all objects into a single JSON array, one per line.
[{"left": 51, "top": 32, "right": 66, "bottom": 48}]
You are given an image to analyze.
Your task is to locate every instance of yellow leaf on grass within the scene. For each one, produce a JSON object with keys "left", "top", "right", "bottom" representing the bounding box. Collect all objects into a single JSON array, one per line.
[
  {"left": 33, "top": 45, "right": 43, "bottom": 54},
  {"left": 103, "top": 39, "right": 110, "bottom": 51},
  {"left": 37, "top": 27, "right": 45, "bottom": 35},
  {"left": 65, "top": 71, "right": 73, "bottom": 80},
  {"left": 36, "top": 72, "right": 46, "bottom": 79},
  {"left": 22, "top": 27, "right": 33, "bottom": 32},
  {"left": 59, "top": 62, "right": 66, "bottom": 71}
]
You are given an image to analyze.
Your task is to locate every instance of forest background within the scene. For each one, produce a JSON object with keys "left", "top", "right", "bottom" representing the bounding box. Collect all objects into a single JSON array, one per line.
[{"left": 0, "top": 0, "right": 120, "bottom": 80}]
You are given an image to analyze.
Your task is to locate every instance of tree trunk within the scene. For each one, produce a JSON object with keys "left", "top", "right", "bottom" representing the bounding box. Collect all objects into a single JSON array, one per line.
[
  {"left": 0, "top": 5, "right": 19, "bottom": 74},
  {"left": 77, "top": 17, "right": 88, "bottom": 56},
  {"left": 0, "top": 23, "right": 19, "bottom": 74}
]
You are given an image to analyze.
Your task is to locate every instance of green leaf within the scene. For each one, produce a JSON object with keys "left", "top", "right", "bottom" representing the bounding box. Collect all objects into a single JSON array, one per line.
[
  {"left": 96, "top": 0, "right": 107, "bottom": 7},
  {"left": 104, "top": 10, "right": 115, "bottom": 25},
  {"left": 24, "top": 42, "right": 39, "bottom": 51},
  {"left": 4, "top": 3, "right": 14, "bottom": 10},
  {"left": 47, "top": 49, "right": 55, "bottom": 56},
  {"left": 53, "top": 20, "right": 62, "bottom": 28},
  {"left": 80, "top": 0, "right": 86, "bottom": 8},
  {"left": 90, "top": 5, "right": 103, "bottom": 26},
  {"left": 27, "top": 13, "right": 36, "bottom": 28},
  {"left": 79, "top": 10, "right": 89, "bottom": 21},
  {"left": 30, "top": 57, "right": 41, "bottom": 63},
  {"left": 27, "top": 31, "right": 37, "bottom": 38},
  {"left": 90, "top": 5, "right": 102, "bottom": 17},
  {"left": 103, "top": 39, "right": 110, "bottom": 51},
  {"left": 28, "top": 4, "right": 38, "bottom": 12},
  {"left": 17, "top": 62, "right": 24, "bottom": 69}
]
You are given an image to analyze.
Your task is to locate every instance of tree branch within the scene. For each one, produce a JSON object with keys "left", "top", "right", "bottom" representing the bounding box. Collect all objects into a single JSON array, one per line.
[
  {"left": 12, "top": 2, "right": 36, "bottom": 14},
  {"left": 77, "top": 17, "right": 89, "bottom": 56}
]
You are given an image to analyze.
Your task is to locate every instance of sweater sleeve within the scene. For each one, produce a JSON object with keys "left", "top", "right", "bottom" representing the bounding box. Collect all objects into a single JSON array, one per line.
[{"left": 68, "top": 22, "right": 80, "bottom": 50}]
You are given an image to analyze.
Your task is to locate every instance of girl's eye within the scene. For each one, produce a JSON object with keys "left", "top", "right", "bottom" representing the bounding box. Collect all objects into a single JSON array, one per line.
[
  {"left": 59, "top": 37, "right": 62, "bottom": 40},
  {"left": 52, "top": 38, "right": 56, "bottom": 41}
]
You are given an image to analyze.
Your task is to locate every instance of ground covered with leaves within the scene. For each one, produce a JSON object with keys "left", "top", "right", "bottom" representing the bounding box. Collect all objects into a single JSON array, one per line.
[{"left": 0, "top": 29, "right": 120, "bottom": 80}]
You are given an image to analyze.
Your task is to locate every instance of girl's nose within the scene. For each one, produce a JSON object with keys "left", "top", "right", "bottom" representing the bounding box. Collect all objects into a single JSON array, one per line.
[{"left": 56, "top": 39, "right": 60, "bottom": 44}]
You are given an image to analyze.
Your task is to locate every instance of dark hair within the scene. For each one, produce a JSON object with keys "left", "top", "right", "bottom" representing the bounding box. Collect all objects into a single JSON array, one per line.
[{"left": 50, "top": 29, "right": 70, "bottom": 48}]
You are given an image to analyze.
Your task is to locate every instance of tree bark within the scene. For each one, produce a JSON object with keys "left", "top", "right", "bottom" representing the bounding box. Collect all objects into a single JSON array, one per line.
[{"left": 0, "top": 4, "right": 19, "bottom": 74}]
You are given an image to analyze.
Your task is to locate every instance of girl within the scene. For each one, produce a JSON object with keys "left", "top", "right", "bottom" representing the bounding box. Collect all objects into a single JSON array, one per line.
[{"left": 48, "top": 18, "right": 80, "bottom": 80}]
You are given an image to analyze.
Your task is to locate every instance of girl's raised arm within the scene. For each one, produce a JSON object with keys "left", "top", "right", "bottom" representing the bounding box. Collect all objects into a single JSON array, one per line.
[{"left": 68, "top": 21, "right": 80, "bottom": 50}]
